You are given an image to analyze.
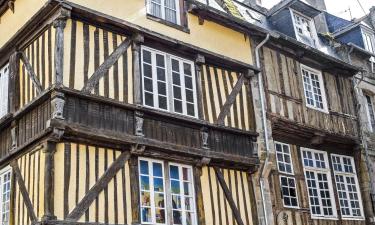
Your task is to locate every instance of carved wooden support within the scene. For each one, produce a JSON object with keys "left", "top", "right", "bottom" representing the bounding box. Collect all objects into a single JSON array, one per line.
[
  {"left": 131, "top": 144, "right": 146, "bottom": 154},
  {"left": 10, "top": 121, "right": 16, "bottom": 151},
  {"left": 53, "top": 8, "right": 70, "bottom": 87},
  {"left": 132, "top": 33, "right": 144, "bottom": 105},
  {"left": 134, "top": 111, "right": 144, "bottom": 136},
  {"left": 310, "top": 132, "right": 325, "bottom": 146},
  {"left": 129, "top": 156, "right": 141, "bottom": 224},
  {"left": 51, "top": 91, "right": 65, "bottom": 120},
  {"left": 200, "top": 127, "right": 209, "bottom": 149},
  {"left": 193, "top": 166, "right": 206, "bottom": 225},
  {"left": 42, "top": 141, "right": 57, "bottom": 221},
  {"left": 196, "top": 157, "right": 211, "bottom": 167}
]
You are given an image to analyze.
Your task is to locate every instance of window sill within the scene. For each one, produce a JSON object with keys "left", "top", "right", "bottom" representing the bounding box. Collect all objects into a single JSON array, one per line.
[
  {"left": 310, "top": 216, "right": 338, "bottom": 220},
  {"left": 146, "top": 14, "right": 190, "bottom": 34},
  {"left": 341, "top": 217, "right": 365, "bottom": 221},
  {"left": 305, "top": 104, "right": 329, "bottom": 114}
]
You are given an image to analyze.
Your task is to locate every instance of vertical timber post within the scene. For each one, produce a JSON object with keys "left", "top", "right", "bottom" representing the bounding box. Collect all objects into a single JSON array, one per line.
[
  {"left": 42, "top": 141, "right": 57, "bottom": 221},
  {"left": 195, "top": 54, "right": 205, "bottom": 120},
  {"left": 53, "top": 7, "right": 70, "bottom": 87},
  {"left": 129, "top": 156, "right": 140, "bottom": 224},
  {"left": 9, "top": 51, "right": 20, "bottom": 113},
  {"left": 132, "top": 33, "right": 144, "bottom": 105}
]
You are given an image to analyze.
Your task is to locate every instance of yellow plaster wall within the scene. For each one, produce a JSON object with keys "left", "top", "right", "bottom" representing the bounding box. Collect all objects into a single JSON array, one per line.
[
  {"left": 67, "top": 0, "right": 253, "bottom": 64},
  {"left": 0, "top": 0, "right": 49, "bottom": 49}
]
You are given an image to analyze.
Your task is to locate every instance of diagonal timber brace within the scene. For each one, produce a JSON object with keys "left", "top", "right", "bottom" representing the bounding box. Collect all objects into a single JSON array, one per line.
[
  {"left": 81, "top": 38, "right": 132, "bottom": 94},
  {"left": 19, "top": 51, "right": 43, "bottom": 94},
  {"left": 214, "top": 167, "right": 245, "bottom": 225},
  {"left": 66, "top": 151, "right": 131, "bottom": 221},
  {"left": 10, "top": 161, "right": 38, "bottom": 223}
]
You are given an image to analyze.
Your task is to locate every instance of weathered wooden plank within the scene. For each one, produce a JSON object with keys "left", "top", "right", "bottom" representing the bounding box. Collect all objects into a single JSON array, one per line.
[{"left": 20, "top": 52, "right": 43, "bottom": 94}]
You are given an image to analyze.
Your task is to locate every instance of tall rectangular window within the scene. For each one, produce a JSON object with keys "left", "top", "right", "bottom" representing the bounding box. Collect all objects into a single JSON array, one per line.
[
  {"left": 362, "top": 29, "right": 375, "bottom": 72},
  {"left": 141, "top": 47, "right": 197, "bottom": 117},
  {"left": 139, "top": 158, "right": 197, "bottom": 225},
  {"left": 0, "top": 168, "right": 11, "bottom": 225},
  {"left": 275, "top": 142, "right": 299, "bottom": 208},
  {"left": 147, "top": 0, "right": 181, "bottom": 25},
  {"left": 331, "top": 155, "right": 364, "bottom": 219},
  {"left": 301, "top": 65, "right": 327, "bottom": 112},
  {"left": 0, "top": 64, "right": 9, "bottom": 118},
  {"left": 365, "top": 95, "right": 375, "bottom": 132},
  {"left": 291, "top": 10, "right": 316, "bottom": 46},
  {"left": 301, "top": 148, "right": 337, "bottom": 219}
]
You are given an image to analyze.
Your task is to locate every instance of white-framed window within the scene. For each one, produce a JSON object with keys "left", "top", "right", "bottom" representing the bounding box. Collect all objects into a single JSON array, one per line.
[
  {"left": 0, "top": 167, "right": 11, "bottom": 225},
  {"left": 291, "top": 9, "right": 317, "bottom": 47},
  {"left": 0, "top": 64, "right": 9, "bottom": 118},
  {"left": 275, "top": 142, "right": 299, "bottom": 208},
  {"left": 139, "top": 158, "right": 197, "bottom": 225},
  {"left": 365, "top": 94, "right": 375, "bottom": 132},
  {"left": 362, "top": 28, "right": 375, "bottom": 72},
  {"left": 301, "top": 65, "right": 328, "bottom": 113},
  {"left": 301, "top": 148, "right": 337, "bottom": 219},
  {"left": 331, "top": 154, "right": 364, "bottom": 219},
  {"left": 147, "top": 0, "right": 181, "bottom": 25},
  {"left": 141, "top": 46, "right": 198, "bottom": 118}
]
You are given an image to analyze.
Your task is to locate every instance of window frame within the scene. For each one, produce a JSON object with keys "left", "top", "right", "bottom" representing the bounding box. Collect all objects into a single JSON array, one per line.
[
  {"left": 141, "top": 46, "right": 198, "bottom": 118},
  {"left": 365, "top": 94, "right": 375, "bottom": 132},
  {"left": 361, "top": 27, "right": 375, "bottom": 72},
  {"left": 300, "top": 64, "right": 329, "bottom": 113},
  {"left": 275, "top": 141, "right": 295, "bottom": 175},
  {"left": 138, "top": 157, "right": 197, "bottom": 225},
  {"left": 301, "top": 148, "right": 337, "bottom": 220},
  {"left": 0, "top": 166, "right": 11, "bottom": 225},
  {"left": 279, "top": 175, "right": 299, "bottom": 209},
  {"left": 146, "top": 0, "right": 181, "bottom": 26},
  {"left": 330, "top": 154, "right": 365, "bottom": 220},
  {"left": 290, "top": 9, "right": 317, "bottom": 47},
  {"left": 0, "top": 64, "right": 9, "bottom": 118}
]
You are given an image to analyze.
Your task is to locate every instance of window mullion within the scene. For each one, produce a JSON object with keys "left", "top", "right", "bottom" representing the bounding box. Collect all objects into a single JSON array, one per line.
[
  {"left": 342, "top": 173, "right": 352, "bottom": 217},
  {"left": 180, "top": 61, "right": 187, "bottom": 115},
  {"left": 167, "top": 56, "right": 173, "bottom": 113},
  {"left": 161, "top": 0, "right": 165, "bottom": 20},
  {"left": 0, "top": 173, "right": 3, "bottom": 225},
  {"left": 315, "top": 171, "right": 325, "bottom": 217},
  {"left": 180, "top": 166, "right": 186, "bottom": 225},
  {"left": 151, "top": 52, "right": 158, "bottom": 109},
  {"left": 164, "top": 162, "right": 172, "bottom": 225}
]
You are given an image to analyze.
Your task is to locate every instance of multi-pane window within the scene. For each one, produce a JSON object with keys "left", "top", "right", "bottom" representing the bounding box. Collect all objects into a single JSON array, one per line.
[
  {"left": 292, "top": 10, "right": 316, "bottom": 46},
  {"left": 0, "top": 64, "right": 9, "bottom": 118},
  {"left": 365, "top": 95, "right": 375, "bottom": 132},
  {"left": 331, "top": 155, "right": 364, "bottom": 219},
  {"left": 275, "top": 142, "right": 298, "bottom": 208},
  {"left": 0, "top": 168, "right": 11, "bottom": 225},
  {"left": 301, "top": 65, "right": 327, "bottom": 112},
  {"left": 147, "top": 0, "right": 181, "bottom": 25},
  {"left": 139, "top": 158, "right": 196, "bottom": 225},
  {"left": 141, "top": 47, "right": 197, "bottom": 117},
  {"left": 301, "top": 148, "right": 337, "bottom": 218}
]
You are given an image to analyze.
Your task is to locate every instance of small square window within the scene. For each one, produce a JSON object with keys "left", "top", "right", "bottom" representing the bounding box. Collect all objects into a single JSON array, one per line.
[
  {"left": 291, "top": 10, "right": 316, "bottom": 46},
  {"left": 147, "top": 0, "right": 182, "bottom": 25}
]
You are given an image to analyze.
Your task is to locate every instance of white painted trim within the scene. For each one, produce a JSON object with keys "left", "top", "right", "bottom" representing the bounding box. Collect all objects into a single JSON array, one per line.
[
  {"left": 290, "top": 8, "right": 318, "bottom": 47},
  {"left": 300, "top": 148, "right": 338, "bottom": 219},
  {"left": 364, "top": 94, "right": 375, "bottom": 132},
  {"left": 330, "top": 154, "right": 365, "bottom": 220},
  {"left": 147, "top": 0, "right": 181, "bottom": 25},
  {"left": 0, "top": 64, "right": 9, "bottom": 118},
  {"left": 300, "top": 64, "right": 329, "bottom": 114},
  {"left": 0, "top": 166, "right": 11, "bottom": 225}
]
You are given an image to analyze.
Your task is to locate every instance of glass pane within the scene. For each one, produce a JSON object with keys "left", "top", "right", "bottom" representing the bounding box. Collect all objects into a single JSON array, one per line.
[
  {"left": 141, "top": 191, "right": 151, "bottom": 206},
  {"left": 140, "top": 160, "right": 149, "bottom": 175},
  {"left": 173, "top": 210, "right": 182, "bottom": 225},
  {"left": 153, "top": 163, "right": 163, "bottom": 177},
  {"left": 156, "top": 208, "right": 166, "bottom": 223},
  {"left": 172, "top": 195, "right": 182, "bottom": 209},
  {"left": 186, "top": 212, "right": 194, "bottom": 225},
  {"left": 141, "top": 176, "right": 150, "bottom": 190},
  {"left": 156, "top": 54, "right": 165, "bottom": 67},
  {"left": 155, "top": 193, "right": 165, "bottom": 207},
  {"left": 185, "top": 76, "right": 193, "bottom": 89},
  {"left": 187, "top": 103, "right": 195, "bottom": 116},
  {"left": 150, "top": 1, "right": 162, "bottom": 18},
  {"left": 154, "top": 178, "right": 164, "bottom": 192},
  {"left": 184, "top": 182, "right": 191, "bottom": 195},
  {"left": 183, "top": 168, "right": 190, "bottom": 181},
  {"left": 171, "top": 180, "right": 180, "bottom": 194},
  {"left": 184, "top": 63, "right": 192, "bottom": 75},
  {"left": 145, "top": 92, "right": 154, "bottom": 107},
  {"left": 173, "top": 86, "right": 182, "bottom": 99},
  {"left": 143, "top": 64, "right": 152, "bottom": 78},
  {"left": 185, "top": 197, "right": 193, "bottom": 210},
  {"left": 143, "top": 50, "right": 151, "bottom": 63},
  {"left": 144, "top": 78, "right": 153, "bottom": 92},
  {"left": 159, "top": 96, "right": 168, "bottom": 110},
  {"left": 174, "top": 100, "right": 183, "bottom": 113},
  {"left": 157, "top": 68, "right": 166, "bottom": 81},
  {"left": 186, "top": 89, "right": 194, "bottom": 103},
  {"left": 173, "top": 72, "right": 180, "bottom": 85},
  {"left": 170, "top": 165, "right": 179, "bottom": 179},
  {"left": 172, "top": 59, "right": 180, "bottom": 72},
  {"left": 158, "top": 82, "right": 166, "bottom": 95},
  {"left": 141, "top": 207, "right": 152, "bottom": 223}
]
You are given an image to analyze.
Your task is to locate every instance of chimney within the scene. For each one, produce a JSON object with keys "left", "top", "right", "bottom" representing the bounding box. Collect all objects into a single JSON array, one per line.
[
  {"left": 305, "top": 0, "right": 329, "bottom": 34},
  {"left": 370, "top": 6, "right": 375, "bottom": 29}
]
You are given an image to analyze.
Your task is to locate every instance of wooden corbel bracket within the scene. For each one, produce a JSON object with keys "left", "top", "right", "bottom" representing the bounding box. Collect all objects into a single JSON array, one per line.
[
  {"left": 131, "top": 144, "right": 146, "bottom": 155},
  {"left": 310, "top": 132, "right": 325, "bottom": 146}
]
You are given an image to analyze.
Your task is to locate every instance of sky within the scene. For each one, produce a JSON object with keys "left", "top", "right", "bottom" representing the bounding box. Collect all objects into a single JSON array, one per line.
[{"left": 262, "top": 0, "right": 374, "bottom": 20}]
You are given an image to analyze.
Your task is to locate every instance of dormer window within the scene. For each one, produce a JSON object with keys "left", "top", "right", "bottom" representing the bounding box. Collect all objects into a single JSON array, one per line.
[
  {"left": 291, "top": 10, "right": 316, "bottom": 47},
  {"left": 362, "top": 29, "right": 375, "bottom": 72},
  {"left": 147, "top": 0, "right": 181, "bottom": 25}
]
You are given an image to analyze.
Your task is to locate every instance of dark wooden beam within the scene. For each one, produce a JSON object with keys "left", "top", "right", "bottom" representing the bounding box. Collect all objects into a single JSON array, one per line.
[
  {"left": 217, "top": 74, "right": 245, "bottom": 125},
  {"left": 8, "top": 51, "right": 20, "bottom": 113},
  {"left": 66, "top": 151, "right": 130, "bottom": 221},
  {"left": 19, "top": 51, "right": 43, "bottom": 94},
  {"left": 214, "top": 167, "right": 245, "bottom": 225},
  {"left": 10, "top": 160, "right": 38, "bottom": 223},
  {"left": 43, "top": 141, "right": 57, "bottom": 221},
  {"left": 132, "top": 33, "right": 144, "bottom": 105},
  {"left": 129, "top": 156, "right": 140, "bottom": 224},
  {"left": 81, "top": 37, "right": 132, "bottom": 94}
]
